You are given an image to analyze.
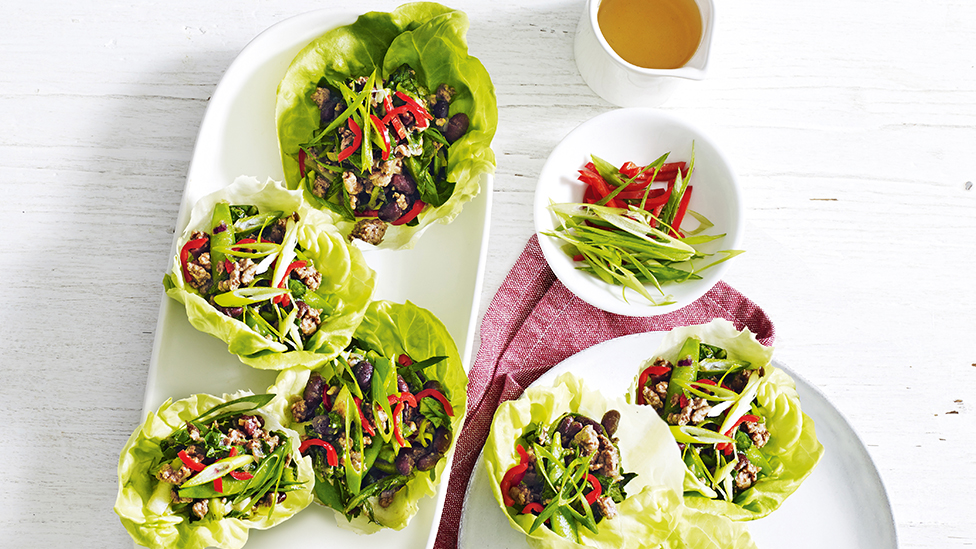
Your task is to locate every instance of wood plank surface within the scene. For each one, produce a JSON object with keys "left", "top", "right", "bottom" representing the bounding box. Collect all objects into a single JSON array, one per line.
[{"left": 0, "top": 0, "right": 973, "bottom": 547}]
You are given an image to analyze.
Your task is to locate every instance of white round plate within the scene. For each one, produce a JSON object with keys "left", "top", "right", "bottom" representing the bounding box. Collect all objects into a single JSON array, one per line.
[
  {"left": 533, "top": 109, "right": 743, "bottom": 317},
  {"left": 458, "top": 332, "right": 897, "bottom": 548}
]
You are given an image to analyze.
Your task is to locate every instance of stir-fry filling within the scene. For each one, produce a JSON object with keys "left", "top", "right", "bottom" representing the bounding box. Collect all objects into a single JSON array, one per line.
[
  {"left": 149, "top": 395, "right": 305, "bottom": 521},
  {"left": 290, "top": 346, "right": 455, "bottom": 523},
  {"left": 297, "top": 64, "right": 470, "bottom": 245},
  {"left": 500, "top": 410, "right": 635, "bottom": 543},
  {"left": 179, "top": 202, "right": 337, "bottom": 350},
  {"left": 636, "top": 337, "right": 773, "bottom": 500}
]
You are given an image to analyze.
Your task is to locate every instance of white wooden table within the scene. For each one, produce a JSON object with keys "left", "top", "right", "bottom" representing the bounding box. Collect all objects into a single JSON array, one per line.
[{"left": 1, "top": 1, "right": 973, "bottom": 547}]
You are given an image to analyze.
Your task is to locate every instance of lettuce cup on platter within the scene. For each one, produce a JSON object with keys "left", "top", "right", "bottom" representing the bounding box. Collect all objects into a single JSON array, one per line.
[
  {"left": 275, "top": 2, "right": 497, "bottom": 249},
  {"left": 115, "top": 392, "right": 314, "bottom": 549},
  {"left": 485, "top": 372, "right": 757, "bottom": 549},
  {"left": 163, "top": 176, "right": 376, "bottom": 370},
  {"left": 630, "top": 319, "right": 824, "bottom": 521},
  {"left": 269, "top": 300, "right": 467, "bottom": 533}
]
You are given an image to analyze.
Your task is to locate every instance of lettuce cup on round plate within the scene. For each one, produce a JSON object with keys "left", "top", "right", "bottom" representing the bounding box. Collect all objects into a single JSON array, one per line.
[
  {"left": 115, "top": 391, "right": 314, "bottom": 549},
  {"left": 163, "top": 176, "right": 376, "bottom": 370},
  {"left": 275, "top": 2, "right": 497, "bottom": 249},
  {"left": 268, "top": 299, "right": 467, "bottom": 533},
  {"left": 485, "top": 372, "right": 758, "bottom": 549},
  {"left": 630, "top": 319, "right": 824, "bottom": 521}
]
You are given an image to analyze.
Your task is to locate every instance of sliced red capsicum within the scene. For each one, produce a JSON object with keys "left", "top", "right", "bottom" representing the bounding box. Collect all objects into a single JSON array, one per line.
[
  {"left": 585, "top": 474, "right": 602, "bottom": 505},
  {"left": 337, "top": 117, "right": 362, "bottom": 162},
  {"left": 391, "top": 199, "right": 426, "bottom": 226},
  {"left": 272, "top": 260, "right": 308, "bottom": 306},
  {"left": 716, "top": 414, "right": 761, "bottom": 454},
  {"left": 213, "top": 476, "right": 223, "bottom": 493},
  {"left": 178, "top": 449, "right": 206, "bottom": 472},
  {"left": 179, "top": 237, "right": 209, "bottom": 283},
  {"left": 229, "top": 470, "right": 253, "bottom": 481},
  {"left": 394, "top": 91, "right": 432, "bottom": 129},
  {"left": 521, "top": 502, "right": 544, "bottom": 514},
  {"left": 636, "top": 364, "right": 672, "bottom": 405},
  {"left": 382, "top": 94, "right": 408, "bottom": 140},
  {"left": 415, "top": 387, "right": 454, "bottom": 416},
  {"left": 500, "top": 463, "right": 528, "bottom": 507},
  {"left": 298, "top": 438, "right": 339, "bottom": 467}
]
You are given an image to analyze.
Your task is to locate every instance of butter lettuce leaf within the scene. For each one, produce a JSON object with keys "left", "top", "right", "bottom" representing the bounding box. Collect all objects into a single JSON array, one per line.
[
  {"left": 630, "top": 319, "right": 824, "bottom": 520},
  {"left": 114, "top": 391, "right": 314, "bottom": 549},
  {"left": 484, "top": 372, "right": 755, "bottom": 549},
  {"left": 162, "top": 176, "right": 375, "bottom": 370},
  {"left": 268, "top": 299, "right": 467, "bottom": 533},
  {"left": 275, "top": 2, "right": 497, "bottom": 249}
]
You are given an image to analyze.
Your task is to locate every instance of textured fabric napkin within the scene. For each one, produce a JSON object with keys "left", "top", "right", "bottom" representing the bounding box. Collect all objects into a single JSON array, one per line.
[{"left": 433, "top": 234, "right": 775, "bottom": 548}]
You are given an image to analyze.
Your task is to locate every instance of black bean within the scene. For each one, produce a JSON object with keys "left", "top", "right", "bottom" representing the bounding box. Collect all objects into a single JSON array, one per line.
[
  {"left": 303, "top": 372, "right": 326, "bottom": 406},
  {"left": 378, "top": 200, "right": 404, "bottom": 223},
  {"left": 433, "top": 428, "right": 453, "bottom": 454},
  {"left": 601, "top": 410, "right": 621, "bottom": 437},
  {"left": 310, "top": 415, "right": 339, "bottom": 439},
  {"left": 416, "top": 452, "right": 441, "bottom": 472},
  {"left": 353, "top": 360, "right": 373, "bottom": 392},
  {"left": 395, "top": 451, "right": 415, "bottom": 476},
  {"left": 378, "top": 488, "right": 397, "bottom": 508},
  {"left": 397, "top": 375, "right": 410, "bottom": 393},
  {"left": 431, "top": 99, "right": 449, "bottom": 119},
  {"left": 441, "top": 113, "right": 469, "bottom": 143},
  {"left": 391, "top": 173, "right": 416, "bottom": 195}
]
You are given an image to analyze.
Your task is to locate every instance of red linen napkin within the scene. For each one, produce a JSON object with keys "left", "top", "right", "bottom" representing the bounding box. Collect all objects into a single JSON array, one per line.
[{"left": 433, "top": 234, "right": 774, "bottom": 548}]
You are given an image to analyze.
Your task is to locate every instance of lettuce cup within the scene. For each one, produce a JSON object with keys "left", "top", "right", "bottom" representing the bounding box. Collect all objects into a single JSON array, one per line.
[
  {"left": 484, "top": 372, "right": 758, "bottom": 549},
  {"left": 115, "top": 392, "right": 314, "bottom": 549},
  {"left": 163, "top": 176, "right": 376, "bottom": 370},
  {"left": 275, "top": 2, "right": 497, "bottom": 249},
  {"left": 630, "top": 319, "right": 824, "bottom": 520},
  {"left": 269, "top": 300, "right": 467, "bottom": 533}
]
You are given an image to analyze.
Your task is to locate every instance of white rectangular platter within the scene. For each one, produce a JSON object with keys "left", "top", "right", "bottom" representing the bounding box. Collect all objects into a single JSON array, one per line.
[{"left": 142, "top": 9, "right": 492, "bottom": 549}]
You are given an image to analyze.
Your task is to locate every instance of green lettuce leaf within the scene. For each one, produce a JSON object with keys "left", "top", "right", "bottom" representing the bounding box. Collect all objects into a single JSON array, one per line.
[
  {"left": 267, "top": 299, "right": 467, "bottom": 533},
  {"left": 629, "top": 319, "right": 824, "bottom": 520},
  {"left": 484, "top": 372, "right": 755, "bottom": 549},
  {"left": 163, "top": 176, "right": 376, "bottom": 370},
  {"left": 274, "top": 2, "right": 497, "bottom": 249},
  {"left": 114, "top": 391, "right": 314, "bottom": 549}
]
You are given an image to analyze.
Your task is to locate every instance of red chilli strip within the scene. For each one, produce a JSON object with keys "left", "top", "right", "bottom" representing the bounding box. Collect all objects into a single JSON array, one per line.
[
  {"left": 298, "top": 438, "right": 339, "bottom": 467},
  {"left": 416, "top": 388, "right": 454, "bottom": 416},
  {"left": 213, "top": 477, "right": 223, "bottom": 494},
  {"left": 392, "top": 401, "right": 408, "bottom": 447},
  {"left": 394, "top": 91, "right": 433, "bottom": 120},
  {"left": 670, "top": 185, "right": 694, "bottom": 238},
  {"left": 337, "top": 117, "right": 362, "bottom": 162},
  {"left": 229, "top": 470, "right": 253, "bottom": 481},
  {"left": 353, "top": 397, "right": 376, "bottom": 437},
  {"left": 272, "top": 260, "right": 308, "bottom": 305},
  {"left": 179, "top": 237, "right": 209, "bottom": 282},
  {"left": 391, "top": 200, "right": 426, "bottom": 226},
  {"left": 636, "top": 364, "right": 672, "bottom": 405},
  {"left": 585, "top": 474, "right": 602, "bottom": 505},
  {"left": 178, "top": 450, "right": 206, "bottom": 472},
  {"left": 382, "top": 94, "right": 409, "bottom": 139},
  {"left": 522, "top": 502, "right": 544, "bottom": 515},
  {"left": 228, "top": 447, "right": 238, "bottom": 457},
  {"left": 516, "top": 444, "right": 529, "bottom": 465}
]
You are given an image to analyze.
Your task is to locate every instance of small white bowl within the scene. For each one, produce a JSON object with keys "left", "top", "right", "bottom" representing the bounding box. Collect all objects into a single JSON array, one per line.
[{"left": 533, "top": 109, "right": 743, "bottom": 317}]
